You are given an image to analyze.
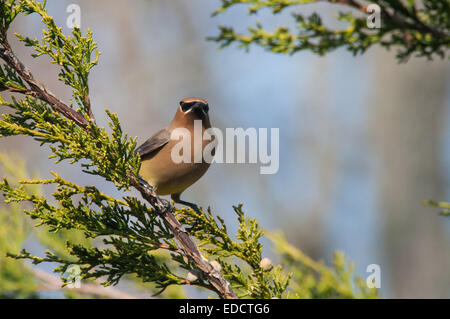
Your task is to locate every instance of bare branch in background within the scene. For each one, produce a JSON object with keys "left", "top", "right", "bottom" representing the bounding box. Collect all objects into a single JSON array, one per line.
[{"left": 33, "top": 269, "right": 139, "bottom": 299}]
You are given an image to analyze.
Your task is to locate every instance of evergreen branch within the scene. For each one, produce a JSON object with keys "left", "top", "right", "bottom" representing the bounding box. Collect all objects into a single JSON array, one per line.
[
  {"left": 210, "top": 0, "right": 450, "bottom": 61},
  {"left": 0, "top": 44, "right": 91, "bottom": 129},
  {"left": 0, "top": 0, "right": 236, "bottom": 299},
  {"left": 132, "top": 179, "right": 237, "bottom": 298},
  {"left": 176, "top": 204, "right": 290, "bottom": 298}
]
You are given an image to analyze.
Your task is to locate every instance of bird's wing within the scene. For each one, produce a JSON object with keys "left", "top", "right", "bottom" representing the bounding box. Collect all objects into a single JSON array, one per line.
[{"left": 135, "top": 128, "right": 171, "bottom": 160}]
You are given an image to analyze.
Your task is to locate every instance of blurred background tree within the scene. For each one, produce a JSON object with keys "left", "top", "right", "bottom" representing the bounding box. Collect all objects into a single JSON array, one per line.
[{"left": 211, "top": 0, "right": 450, "bottom": 61}]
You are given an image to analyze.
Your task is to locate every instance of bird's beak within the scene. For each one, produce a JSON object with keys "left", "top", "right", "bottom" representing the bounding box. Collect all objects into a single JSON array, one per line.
[{"left": 192, "top": 103, "right": 207, "bottom": 117}]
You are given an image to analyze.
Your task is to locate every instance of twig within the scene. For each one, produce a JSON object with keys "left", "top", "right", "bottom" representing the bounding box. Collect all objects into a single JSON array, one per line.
[
  {"left": 330, "top": 0, "right": 366, "bottom": 12},
  {"left": 0, "top": 35, "right": 237, "bottom": 299},
  {"left": 0, "top": 44, "right": 91, "bottom": 130},
  {"left": 327, "top": 0, "right": 450, "bottom": 37},
  {"left": 83, "top": 91, "right": 95, "bottom": 123}
]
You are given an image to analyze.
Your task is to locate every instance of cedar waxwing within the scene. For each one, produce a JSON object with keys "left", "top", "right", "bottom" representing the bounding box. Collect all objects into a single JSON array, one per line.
[{"left": 135, "top": 97, "right": 213, "bottom": 210}]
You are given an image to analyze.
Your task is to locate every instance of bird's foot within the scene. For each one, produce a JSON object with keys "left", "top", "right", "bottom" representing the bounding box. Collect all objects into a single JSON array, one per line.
[{"left": 171, "top": 194, "right": 201, "bottom": 214}]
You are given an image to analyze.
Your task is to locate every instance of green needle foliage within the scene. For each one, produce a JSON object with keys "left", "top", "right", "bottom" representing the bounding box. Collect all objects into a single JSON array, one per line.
[
  {"left": 13, "top": 0, "right": 99, "bottom": 118},
  {"left": 423, "top": 200, "right": 450, "bottom": 216},
  {"left": 0, "top": 0, "right": 379, "bottom": 298},
  {"left": 210, "top": 0, "right": 450, "bottom": 62},
  {"left": 0, "top": 152, "right": 185, "bottom": 298},
  {"left": 176, "top": 204, "right": 290, "bottom": 298}
]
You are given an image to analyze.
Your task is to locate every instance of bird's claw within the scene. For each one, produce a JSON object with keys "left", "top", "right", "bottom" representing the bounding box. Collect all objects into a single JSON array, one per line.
[{"left": 160, "top": 198, "right": 171, "bottom": 208}]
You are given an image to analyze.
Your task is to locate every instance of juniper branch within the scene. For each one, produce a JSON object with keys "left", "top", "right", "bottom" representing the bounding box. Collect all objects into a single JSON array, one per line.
[
  {"left": 0, "top": 45, "right": 91, "bottom": 129},
  {"left": 0, "top": 2, "right": 236, "bottom": 299},
  {"left": 211, "top": 0, "right": 450, "bottom": 61}
]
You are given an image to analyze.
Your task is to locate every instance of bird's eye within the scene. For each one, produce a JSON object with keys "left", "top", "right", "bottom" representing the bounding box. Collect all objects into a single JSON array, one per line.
[
  {"left": 180, "top": 101, "right": 195, "bottom": 112},
  {"left": 203, "top": 104, "right": 209, "bottom": 113}
]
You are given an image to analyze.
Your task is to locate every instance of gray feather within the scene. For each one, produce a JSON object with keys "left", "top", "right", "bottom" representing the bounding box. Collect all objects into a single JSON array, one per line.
[{"left": 135, "top": 128, "right": 171, "bottom": 160}]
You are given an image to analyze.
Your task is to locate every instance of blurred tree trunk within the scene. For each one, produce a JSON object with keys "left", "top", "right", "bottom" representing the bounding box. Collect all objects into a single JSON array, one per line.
[
  {"left": 369, "top": 49, "right": 450, "bottom": 297},
  {"left": 287, "top": 58, "right": 338, "bottom": 259}
]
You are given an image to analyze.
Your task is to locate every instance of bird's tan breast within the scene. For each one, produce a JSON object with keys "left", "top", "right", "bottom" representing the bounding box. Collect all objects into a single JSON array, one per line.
[{"left": 139, "top": 138, "right": 212, "bottom": 196}]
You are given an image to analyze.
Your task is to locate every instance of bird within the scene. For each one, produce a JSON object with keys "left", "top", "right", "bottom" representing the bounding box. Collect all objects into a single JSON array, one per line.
[{"left": 135, "top": 97, "right": 214, "bottom": 211}]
